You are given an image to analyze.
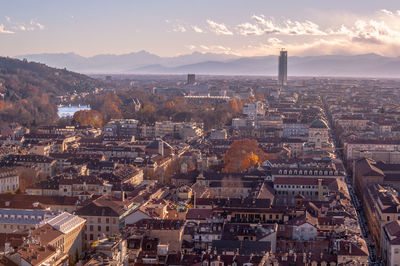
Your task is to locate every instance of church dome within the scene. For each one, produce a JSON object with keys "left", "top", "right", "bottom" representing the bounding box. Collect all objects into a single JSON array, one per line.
[{"left": 310, "top": 119, "right": 328, "bottom": 129}]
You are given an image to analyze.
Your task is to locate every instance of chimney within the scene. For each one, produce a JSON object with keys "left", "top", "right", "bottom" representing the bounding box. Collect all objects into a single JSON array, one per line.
[
  {"left": 158, "top": 139, "right": 164, "bottom": 156},
  {"left": 349, "top": 243, "right": 352, "bottom": 254},
  {"left": 120, "top": 181, "right": 125, "bottom": 201}
]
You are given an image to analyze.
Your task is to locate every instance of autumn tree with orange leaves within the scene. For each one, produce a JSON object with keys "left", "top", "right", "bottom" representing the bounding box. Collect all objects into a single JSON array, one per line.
[
  {"left": 222, "top": 139, "right": 269, "bottom": 173},
  {"left": 73, "top": 110, "right": 103, "bottom": 128}
]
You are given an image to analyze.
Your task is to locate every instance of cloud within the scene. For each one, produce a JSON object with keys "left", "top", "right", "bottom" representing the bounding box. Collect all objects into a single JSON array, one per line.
[
  {"left": 172, "top": 24, "right": 186, "bottom": 33},
  {"left": 1, "top": 17, "right": 45, "bottom": 32},
  {"left": 206, "top": 20, "right": 233, "bottom": 35},
  {"left": 197, "top": 44, "right": 240, "bottom": 55},
  {"left": 186, "top": 45, "right": 197, "bottom": 50},
  {"left": 170, "top": 10, "right": 400, "bottom": 57},
  {"left": 0, "top": 24, "right": 14, "bottom": 34},
  {"left": 237, "top": 15, "right": 327, "bottom": 36},
  {"left": 31, "top": 20, "right": 45, "bottom": 30},
  {"left": 267, "top": 38, "right": 282, "bottom": 46},
  {"left": 192, "top": 25, "right": 203, "bottom": 33},
  {"left": 199, "top": 9, "right": 400, "bottom": 57},
  {"left": 380, "top": 9, "right": 394, "bottom": 16}
]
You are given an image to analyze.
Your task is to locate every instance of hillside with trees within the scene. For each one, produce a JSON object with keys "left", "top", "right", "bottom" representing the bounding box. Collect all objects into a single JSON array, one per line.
[{"left": 0, "top": 57, "right": 106, "bottom": 127}]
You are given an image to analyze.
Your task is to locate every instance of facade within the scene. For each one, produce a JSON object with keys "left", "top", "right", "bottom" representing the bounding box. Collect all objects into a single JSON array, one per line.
[
  {"left": 45, "top": 212, "right": 86, "bottom": 256},
  {"left": 0, "top": 168, "right": 19, "bottom": 193},
  {"left": 76, "top": 195, "right": 137, "bottom": 249},
  {"left": 345, "top": 139, "right": 400, "bottom": 163},
  {"left": 308, "top": 119, "right": 330, "bottom": 150},
  {"left": 242, "top": 101, "right": 265, "bottom": 117},
  {"left": 209, "top": 129, "right": 227, "bottom": 140},
  {"left": 363, "top": 184, "right": 400, "bottom": 257},
  {"left": 0, "top": 209, "right": 56, "bottom": 233},
  {"left": 273, "top": 177, "right": 343, "bottom": 204},
  {"left": 382, "top": 220, "right": 400, "bottom": 266},
  {"left": 103, "top": 119, "right": 139, "bottom": 137},
  {"left": 1, "top": 155, "right": 56, "bottom": 176}
]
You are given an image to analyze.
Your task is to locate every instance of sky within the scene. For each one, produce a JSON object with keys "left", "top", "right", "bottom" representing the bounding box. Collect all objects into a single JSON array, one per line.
[{"left": 1, "top": 0, "right": 400, "bottom": 58}]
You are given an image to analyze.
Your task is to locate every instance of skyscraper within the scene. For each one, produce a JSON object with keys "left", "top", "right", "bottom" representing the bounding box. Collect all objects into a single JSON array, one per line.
[
  {"left": 187, "top": 74, "right": 196, "bottom": 85},
  {"left": 278, "top": 50, "right": 287, "bottom": 87}
]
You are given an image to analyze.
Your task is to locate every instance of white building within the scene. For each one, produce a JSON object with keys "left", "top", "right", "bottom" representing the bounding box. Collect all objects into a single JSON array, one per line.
[
  {"left": 242, "top": 101, "right": 265, "bottom": 117},
  {"left": 45, "top": 212, "right": 86, "bottom": 256},
  {"left": 210, "top": 129, "right": 227, "bottom": 140},
  {"left": 0, "top": 168, "right": 19, "bottom": 193}
]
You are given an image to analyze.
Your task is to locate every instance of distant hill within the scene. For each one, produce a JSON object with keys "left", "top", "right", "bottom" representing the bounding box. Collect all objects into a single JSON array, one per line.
[
  {"left": 16, "top": 52, "right": 400, "bottom": 77},
  {"left": 0, "top": 57, "right": 105, "bottom": 127}
]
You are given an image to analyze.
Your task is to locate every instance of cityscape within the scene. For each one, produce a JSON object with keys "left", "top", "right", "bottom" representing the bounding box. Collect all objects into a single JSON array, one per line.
[{"left": 1, "top": 1, "right": 400, "bottom": 266}]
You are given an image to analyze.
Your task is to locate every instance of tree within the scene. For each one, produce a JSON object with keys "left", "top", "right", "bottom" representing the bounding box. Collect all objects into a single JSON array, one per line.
[
  {"left": 72, "top": 110, "right": 103, "bottom": 128},
  {"left": 228, "top": 99, "right": 240, "bottom": 113},
  {"left": 256, "top": 93, "right": 265, "bottom": 101},
  {"left": 17, "top": 167, "right": 45, "bottom": 192},
  {"left": 222, "top": 139, "right": 268, "bottom": 173}
]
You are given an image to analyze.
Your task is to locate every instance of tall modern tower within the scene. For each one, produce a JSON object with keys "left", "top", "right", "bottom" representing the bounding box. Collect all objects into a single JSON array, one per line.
[
  {"left": 187, "top": 74, "right": 196, "bottom": 85},
  {"left": 278, "top": 49, "right": 288, "bottom": 87}
]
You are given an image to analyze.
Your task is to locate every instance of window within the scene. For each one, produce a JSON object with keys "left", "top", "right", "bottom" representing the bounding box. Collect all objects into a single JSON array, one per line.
[
  {"left": 106, "top": 218, "right": 109, "bottom": 223},
  {"left": 387, "top": 216, "right": 391, "bottom": 222},
  {"left": 98, "top": 226, "right": 101, "bottom": 231},
  {"left": 90, "top": 234, "right": 93, "bottom": 240},
  {"left": 98, "top": 218, "right": 101, "bottom": 223},
  {"left": 106, "top": 226, "right": 109, "bottom": 232},
  {"left": 89, "top": 225, "right": 93, "bottom": 231}
]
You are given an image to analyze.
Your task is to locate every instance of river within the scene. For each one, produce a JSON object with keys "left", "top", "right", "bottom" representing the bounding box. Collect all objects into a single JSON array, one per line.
[{"left": 57, "top": 105, "right": 90, "bottom": 117}]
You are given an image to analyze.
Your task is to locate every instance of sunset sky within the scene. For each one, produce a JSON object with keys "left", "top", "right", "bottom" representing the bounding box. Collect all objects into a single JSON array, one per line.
[{"left": 1, "top": 0, "right": 400, "bottom": 57}]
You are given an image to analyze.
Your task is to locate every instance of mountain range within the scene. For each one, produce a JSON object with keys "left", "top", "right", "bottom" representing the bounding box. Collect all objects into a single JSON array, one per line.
[{"left": 15, "top": 51, "right": 400, "bottom": 77}]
